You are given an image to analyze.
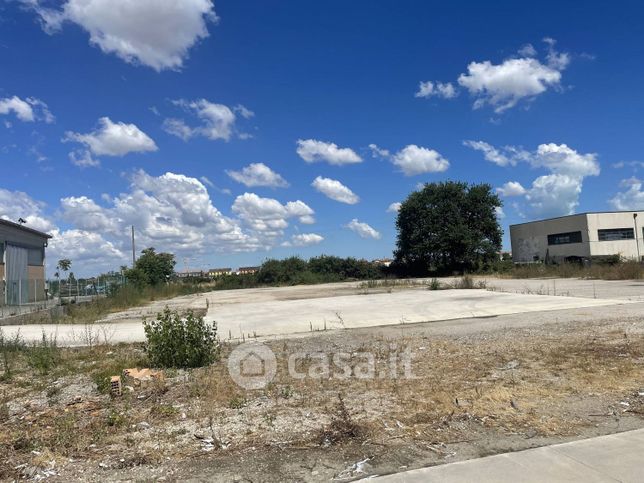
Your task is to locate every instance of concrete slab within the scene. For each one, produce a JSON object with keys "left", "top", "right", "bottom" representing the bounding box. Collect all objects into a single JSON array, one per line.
[
  {"left": 554, "top": 432, "right": 644, "bottom": 482},
  {"left": 209, "top": 289, "right": 629, "bottom": 340},
  {"left": 1, "top": 288, "right": 635, "bottom": 346},
  {"left": 373, "top": 429, "right": 644, "bottom": 482}
]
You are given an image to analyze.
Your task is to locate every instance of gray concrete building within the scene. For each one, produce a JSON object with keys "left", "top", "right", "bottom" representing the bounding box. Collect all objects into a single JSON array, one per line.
[
  {"left": 0, "top": 219, "right": 52, "bottom": 305},
  {"left": 510, "top": 211, "right": 644, "bottom": 263}
]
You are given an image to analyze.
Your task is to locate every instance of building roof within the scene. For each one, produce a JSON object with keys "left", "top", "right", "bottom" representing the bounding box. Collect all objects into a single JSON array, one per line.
[
  {"left": 209, "top": 267, "right": 232, "bottom": 271},
  {"left": 509, "top": 210, "right": 644, "bottom": 228},
  {"left": 0, "top": 218, "right": 52, "bottom": 239}
]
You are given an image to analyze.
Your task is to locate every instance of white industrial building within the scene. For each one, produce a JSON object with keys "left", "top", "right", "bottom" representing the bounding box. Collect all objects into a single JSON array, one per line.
[{"left": 510, "top": 211, "right": 644, "bottom": 264}]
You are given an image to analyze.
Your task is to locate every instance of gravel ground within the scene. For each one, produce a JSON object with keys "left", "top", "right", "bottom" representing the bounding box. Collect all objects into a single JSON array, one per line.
[{"left": 2, "top": 304, "right": 643, "bottom": 481}]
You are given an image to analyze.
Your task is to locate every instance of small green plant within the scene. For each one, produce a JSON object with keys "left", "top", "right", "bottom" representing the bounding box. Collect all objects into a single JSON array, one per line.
[
  {"left": 0, "top": 328, "right": 25, "bottom": 380},
  {"left": 143, "top": 308, "right": 219, "bottom": 368},
  {"left": 429, "top": 278, "right": 441, "bottom": 290},
  {"left": 263, "top": 413, "right": 276, "bottom": 427},
  {"left": 280, "top": 385, "right": 294, "bottom": 399},
  {"left": 106, "top": 408, "right": 127, "bottom": 427},
  {"left": 229, "top": 395, "right": 247, "bottom": 409},
  {"left": 150, "top": 404, "right": 179, "bottom": 418},
  {"left": 27, "top": 331, "right": 60, "bottom": 375}
]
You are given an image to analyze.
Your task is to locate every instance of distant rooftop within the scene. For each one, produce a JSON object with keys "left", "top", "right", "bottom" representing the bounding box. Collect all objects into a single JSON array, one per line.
[
  {"left": 0, "top": 218, "right": 52, "bottom": 239},
  {"left": 509, "top": 210, "right": 644, "bottom": 228}
]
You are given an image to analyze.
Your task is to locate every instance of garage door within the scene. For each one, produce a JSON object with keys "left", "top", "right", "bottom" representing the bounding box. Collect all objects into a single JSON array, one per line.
[{"left": 5, "top": 244, "right": 28, "bottom": 305}]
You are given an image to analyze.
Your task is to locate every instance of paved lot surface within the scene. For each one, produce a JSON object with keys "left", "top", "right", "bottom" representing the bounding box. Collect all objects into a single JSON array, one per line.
[
  {"left": 478, "top": 277, "right": 644, "bottom": 301},
  {"left": 2, "top": 283, "right": 639, "bottom": 345},
  {"left": 374, "top": 428, "right": 644, "bottom": 482},
  {"left": 209, "top": 288, "right": 630, "bottom": 340}
]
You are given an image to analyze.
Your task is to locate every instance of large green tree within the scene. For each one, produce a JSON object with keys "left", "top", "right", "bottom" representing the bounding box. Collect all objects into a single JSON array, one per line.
[
  {"left": 394, "top": 181, "right": 502, "bottom": 274},
  {"left": 125, "top": 248, "right": 176, "bottom": 287}
]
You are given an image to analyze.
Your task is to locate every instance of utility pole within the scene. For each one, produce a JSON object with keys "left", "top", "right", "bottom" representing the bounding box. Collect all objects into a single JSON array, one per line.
[
  {"left": 131, "top": 225, "right": 136, "bottom": 267},
  {"left": 634, "top": 213, "right": 641, "bottom": 261}
]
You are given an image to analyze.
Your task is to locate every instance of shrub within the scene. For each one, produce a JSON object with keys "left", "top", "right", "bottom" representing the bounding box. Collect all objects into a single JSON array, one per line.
[
  {"left": 143, "top": 308, "right": 219, "bottom": 368},
  {"left": 453, "top": 275, "right": 475, "bottom": 289},
  {"left": 429, "top": 278, "right": 441, "bottom": 290},
  {"left": 27, "top": 331, "right": 60, "bottom": 375},
  {"left": 0, "top": 329, "right": 25, "bottom": 380}
]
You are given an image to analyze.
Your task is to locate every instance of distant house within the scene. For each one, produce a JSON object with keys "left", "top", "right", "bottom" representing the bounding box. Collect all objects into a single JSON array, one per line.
[
  {"left": 237, "top": 266, "right": 259, "bottom": 275},
  {"left": 176, "top": 270, "right": 204, "bottom": 278},
  {"left": 372, "top": 258, "right": 393, "bottom": 267},
  {"left": 208, "top": 268, "right": 232, "bottom": 278},
  {"left": 0, "top": 219, "right": 52, "bottom": 305}
]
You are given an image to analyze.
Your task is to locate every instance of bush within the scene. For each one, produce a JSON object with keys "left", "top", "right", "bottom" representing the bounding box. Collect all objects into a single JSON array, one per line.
[
  {"left": 28, "top": 331, "right": 59, "bottom": 375},
  {"left": 143, "top": 308, "right": 219, "bottom": 368},
  {"left": 0, "top": 329, "right": 25, "bottom": 380}
]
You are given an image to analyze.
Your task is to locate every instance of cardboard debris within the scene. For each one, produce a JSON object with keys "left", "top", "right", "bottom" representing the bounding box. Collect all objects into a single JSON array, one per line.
[{"left": 123, "top": 368, "right": 165, "bottom": 388}]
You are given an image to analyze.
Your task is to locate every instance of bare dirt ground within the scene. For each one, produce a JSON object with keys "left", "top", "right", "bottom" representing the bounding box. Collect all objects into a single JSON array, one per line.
[{"left": 2, "top": 302, "right": 644, "bottom": 481}]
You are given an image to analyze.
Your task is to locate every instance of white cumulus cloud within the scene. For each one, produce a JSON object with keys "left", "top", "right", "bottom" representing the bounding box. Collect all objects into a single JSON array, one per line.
[
  {"left": 386, "top": 202, "right": 401, "bottom": 213},
  {"left": 458, "top": 57, "right": 563, "bottom": 113},
  {"left": 391, "top": 144, "right": 450, "bottom": 176},
  {"left": 25, "top": 0, "right": 217, "bottom": 71},
  {"left": 463, "top": 140, "right": 516, "bottom": 167},
  {"left": 346, "top": 219, "right": 381, "bottom": 240},
  {"left": 531, "top": 143, "right": 599, "bottom": 178},
  {"left": 368, "top": 143, "right": 390, "bottom": 158},
  {"left": 64, "top": 117, "right": 157, "bottom": 164},
  {"left": 311, "top": 176, "right": 359, "bottom": 204},
  {"left": 609, "top": 178, "right": 644, "bottom": 210},
  {"left": 415, "top": 81, "right": 457, "bottom": 99},
  {"left": 163, "top": 99, "right": 248, "bottom": 142},
  {"left": 226, "top": 163, "right": 289, "bottom": 188},
  {"left": 0, "top": 95, "right": 54, "bottom": 123},
  {"left": 296, "top": 139, "right": 362, "bottom": 165},
  {"left": 468, "top": 140, "right": 600, "bottom": 217},
  {"left": 282, "top": 233, "right": 324, "bottom": 247},
  {"left": 419, "top": 40, "right": 570, "bottom": 113},
  {"left": 525, "top": 174, "right": 582, "bottom": 218},
  {"left": 496, "top": 181, "right": 526, "bottom": 197},
  {"left": 0, "top": 188, "right": 56, "bottom": 233},
  {"left": 232, "top": 193, "right": 315, "bottom": 238}
]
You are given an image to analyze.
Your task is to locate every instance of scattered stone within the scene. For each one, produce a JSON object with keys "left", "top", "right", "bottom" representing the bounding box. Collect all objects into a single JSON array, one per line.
[
  {"left": 525, "top": 428, "right": 537, "bottom": 439},
  {"left": 503, "top": 360, "right": 520, "bottom": 370}
]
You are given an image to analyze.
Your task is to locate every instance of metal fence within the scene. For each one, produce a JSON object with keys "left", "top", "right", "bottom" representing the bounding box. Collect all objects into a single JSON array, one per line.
[{"left": 3, "top": 278, "right": 47, "bottom": 306}]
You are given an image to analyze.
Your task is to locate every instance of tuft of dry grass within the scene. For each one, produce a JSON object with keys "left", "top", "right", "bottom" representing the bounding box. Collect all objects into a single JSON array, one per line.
[{"left": 1, "top": 322, "right": 643, "bottom": 480}]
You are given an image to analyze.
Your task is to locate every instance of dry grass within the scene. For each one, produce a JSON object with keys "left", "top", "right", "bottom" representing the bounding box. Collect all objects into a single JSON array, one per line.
[
  {"left": 1, "top": 323, "right": 643, "bottom": 479},
  {"left": 61, "top": 283, "right": 210, "bottom": 325},
  {"left": 504, "top": 261, "right": 644, "bottom": 280}
]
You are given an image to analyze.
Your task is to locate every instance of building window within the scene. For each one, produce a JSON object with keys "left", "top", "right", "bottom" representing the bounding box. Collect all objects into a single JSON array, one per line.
[
  {"left": 547, "top": 231, "right": 582, "bottom": 245},
  {"left": 27, "top": 247, "right": 44, "bottom": 266},
  {"left": 597, "top": 228, "right": 634, "bottom": 241}
]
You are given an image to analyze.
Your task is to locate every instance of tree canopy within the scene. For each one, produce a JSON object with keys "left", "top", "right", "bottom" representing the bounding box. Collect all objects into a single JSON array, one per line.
[
  {"left": 394, "top": 181, "right": 502, "bottom": 275},
  {"left": 125, "top": 248, "right": 176, "bottom": 287}
]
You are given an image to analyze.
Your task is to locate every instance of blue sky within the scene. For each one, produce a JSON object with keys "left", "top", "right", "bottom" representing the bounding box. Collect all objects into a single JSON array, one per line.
[{"left": 1, "top": 0, "right": 643, "bottom": 276}]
